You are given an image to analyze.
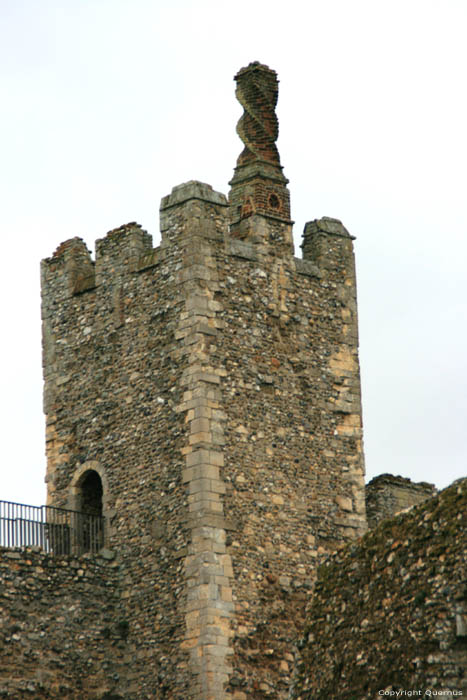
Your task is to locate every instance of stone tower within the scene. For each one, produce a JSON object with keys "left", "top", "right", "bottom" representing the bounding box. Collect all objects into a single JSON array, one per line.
[{"left": 40, "top": 62, "right": 366, "bottom": 699}]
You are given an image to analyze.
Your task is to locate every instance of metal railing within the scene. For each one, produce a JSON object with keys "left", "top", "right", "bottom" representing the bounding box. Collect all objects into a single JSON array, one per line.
[{"left": 0, "top": 501, "right": 105, "bottom": 555}]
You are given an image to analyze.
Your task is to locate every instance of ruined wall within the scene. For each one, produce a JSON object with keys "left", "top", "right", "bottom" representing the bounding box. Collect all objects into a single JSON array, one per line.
[
  {"left": 0, "top": 547, "right": 124, "bottom": 699},
  {"left": 291, "top": 479, "right": 467, "bottom": 700},
  {"left": 366, "top": 473, "right": 437, "bottom": 528}
]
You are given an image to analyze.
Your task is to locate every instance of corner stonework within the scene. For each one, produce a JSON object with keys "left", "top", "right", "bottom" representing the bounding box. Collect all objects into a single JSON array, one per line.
[{"left": 163, "top": 182, "right": 234, "bottom": 699}]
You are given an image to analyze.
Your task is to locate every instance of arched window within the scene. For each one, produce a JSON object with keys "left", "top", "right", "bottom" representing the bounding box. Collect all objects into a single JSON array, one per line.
[
  {"left": 77, "top": 469, "right": 104, "bottom": 552},
  {"left": 65, "top": 465, "right": 106, "bottom": 553},
  {"left": 68, "top": 462, "right": 108, "bottom": 553},
  {"left": 80, "top": 470, "right": 103, "bottom": 517}
]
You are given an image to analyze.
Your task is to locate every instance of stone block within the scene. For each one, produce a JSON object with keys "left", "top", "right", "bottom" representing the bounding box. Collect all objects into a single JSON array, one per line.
[
  {"left": 335, "top": 495, "right": 353, "bottom": 512},
  {"left": 184, "top": 464, "right": 220, "bottom": 482}
]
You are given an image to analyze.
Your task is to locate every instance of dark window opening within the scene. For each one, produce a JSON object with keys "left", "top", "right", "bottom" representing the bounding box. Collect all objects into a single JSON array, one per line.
[
  {"left": 80, "top": 470, "right": 103, "bottom": 516},
  {"left": 268, "top": 193, "right": 280, "bottom": 209},
  {"left": 78, "top": 470, "right": 104, "bottom": 552}
]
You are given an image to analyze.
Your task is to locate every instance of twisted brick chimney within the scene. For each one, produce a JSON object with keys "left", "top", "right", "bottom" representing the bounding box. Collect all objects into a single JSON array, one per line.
[{"left": 228, "top": 62, "right": 292, "bottom": 239}]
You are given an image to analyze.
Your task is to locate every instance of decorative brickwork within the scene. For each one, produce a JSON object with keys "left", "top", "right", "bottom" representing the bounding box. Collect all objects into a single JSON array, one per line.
[
  {"left": 234, "top": 62, "right": 281, "bottom": 168},
  {"left": 229, "top": 62, "right": 291, "bottom": 238}
]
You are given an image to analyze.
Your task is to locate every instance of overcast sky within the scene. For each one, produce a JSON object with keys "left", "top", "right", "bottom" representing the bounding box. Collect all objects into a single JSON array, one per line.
[{"left": 1, "top": 0, "right": 466, "bottom": 506}]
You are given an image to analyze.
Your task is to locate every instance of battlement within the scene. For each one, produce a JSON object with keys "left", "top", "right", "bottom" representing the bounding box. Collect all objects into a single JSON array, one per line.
[
  {"left": 41, "top": 236, "right": 95, "bottom": 297},
  {"left": 95, "top": 221, "right": 152, "bottom": 265},
  {"left": 41, "top": 194, "right": 358, "bottom": 334},
  {"left": 160, "top": 180, "right": 228, "bottom": 210},
  {"left": 42, "top": 223, "right": 155, "bottom": 298}
]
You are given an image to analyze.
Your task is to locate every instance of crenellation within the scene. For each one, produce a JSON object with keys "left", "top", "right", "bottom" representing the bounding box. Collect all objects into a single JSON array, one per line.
[
  {"left": 41, "top": 236, "right": 95, "bottom": 305},
  {"left": 94, "top": 222, "right": 152, "bottom": 283},
  {"left": 301, "top": 217, "right": 355, "bottom": 277},
  {"left": 160, "top": 182, "right": 229, "bottom": 254}
]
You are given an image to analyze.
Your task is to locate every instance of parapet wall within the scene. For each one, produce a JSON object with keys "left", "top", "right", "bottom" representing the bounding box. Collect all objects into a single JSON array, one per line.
[
  {"left": 0, "top": 547, "right": 125, "bottom": 699},
  {"left": 291, "top": 478, "right": 467, "bottom": 699}
]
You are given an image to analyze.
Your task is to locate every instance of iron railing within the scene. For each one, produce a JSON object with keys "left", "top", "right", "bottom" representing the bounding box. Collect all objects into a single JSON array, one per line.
[{"left": 0, "top": 501, "right": 105, "bottom": 555}]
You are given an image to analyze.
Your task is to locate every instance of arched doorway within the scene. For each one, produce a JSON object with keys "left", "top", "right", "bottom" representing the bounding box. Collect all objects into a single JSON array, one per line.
[
  {"left": 68, "top": 462, "right": 108, "bottom": 553},
  {"left": 80, "top": 470, "right": 103, "bottom": 517},
  {"left": 77, "top": 469, "right": 103, "bottom": 552}
]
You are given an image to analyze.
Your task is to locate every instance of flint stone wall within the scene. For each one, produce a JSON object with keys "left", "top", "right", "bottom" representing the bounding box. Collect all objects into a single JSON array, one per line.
[
  {"left": 366, "top": 473, "right": 437, "bottom": 529},
  {"left": 41, "top": 218, "right": 194, "bottom": 698},
  {"left": 0, "top": 547, "right": 124, "bottom": 699},
  {"left": 291, "top": 479, "right": 467, "bottom": 699},
  {"left": 219, "top": 214, "right": 366, "bottom": 698},
  {"left": 3, "top": 59, "right": 367, "bottom": 698}
]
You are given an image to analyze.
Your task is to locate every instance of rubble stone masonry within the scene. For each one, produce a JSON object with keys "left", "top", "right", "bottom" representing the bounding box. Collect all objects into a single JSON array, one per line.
[
  {"left": 35, "top": 168, "right": 366, "bottom": 698},
  {"left": 366, "top": 473, "right": 437, "bottom": 529},
  {"left": 0, "top": 547, "right": 123, "bottom": 698},
  {"left": 291, "top": 478, "right": 467, "bottom": 699}
]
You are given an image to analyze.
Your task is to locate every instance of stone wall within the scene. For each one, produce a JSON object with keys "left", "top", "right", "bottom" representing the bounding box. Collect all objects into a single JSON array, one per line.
[
  {"left": 366, "top": 473, "right": 437, "bottom": 529},
  {"left": 41, "top": 218, "right": 199, "bottom": 698},
  {"left": 291, "top": 479, "right": 467, "bottom": 699},
  {"left": 218, "top": 214, "right": 366, "bottom": 698},
  {"left": 0, "top": 59, "right": 461, "bottom": 700},
  {"left": 0, "top": 547, "right": 124, "bottom": 699}
]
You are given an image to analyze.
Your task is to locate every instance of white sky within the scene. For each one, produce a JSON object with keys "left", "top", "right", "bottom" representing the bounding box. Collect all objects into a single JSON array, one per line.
[{"left": 1, "top": 0, "right": 466, "bottom": 505}]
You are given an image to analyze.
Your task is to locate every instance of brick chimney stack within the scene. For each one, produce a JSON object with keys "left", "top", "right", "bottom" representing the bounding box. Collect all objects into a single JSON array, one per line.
[{"left": 228, "top": 62, "right": 292, "bottom": 247}]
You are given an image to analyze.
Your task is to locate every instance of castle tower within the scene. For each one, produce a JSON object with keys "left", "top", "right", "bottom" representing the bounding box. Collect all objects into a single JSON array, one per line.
[{"left": 40, "top": 63, "right": 366, "bottom": 699}]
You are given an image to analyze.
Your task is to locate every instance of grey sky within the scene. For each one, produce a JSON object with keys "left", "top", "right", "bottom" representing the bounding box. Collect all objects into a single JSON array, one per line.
[{"left": 1, "top": 0, "right": 466, "bottom": 505}]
